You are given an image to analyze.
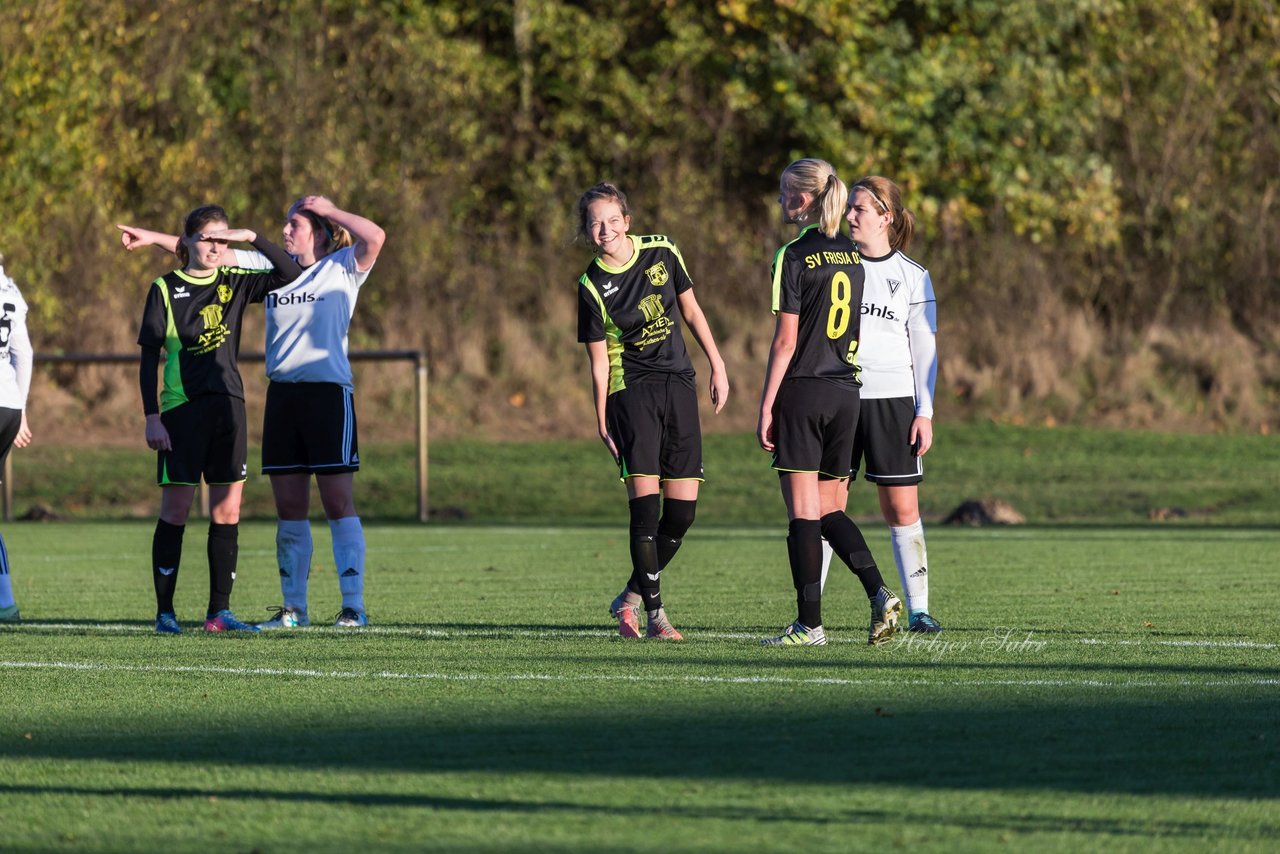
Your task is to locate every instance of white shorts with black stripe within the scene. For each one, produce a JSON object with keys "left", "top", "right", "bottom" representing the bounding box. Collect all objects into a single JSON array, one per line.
[
  {"left": 261, "top": 381, "right": 360, "bottom": 475},
  {"left": 851, "top": 396, "right": 923, "bottom": 485}
]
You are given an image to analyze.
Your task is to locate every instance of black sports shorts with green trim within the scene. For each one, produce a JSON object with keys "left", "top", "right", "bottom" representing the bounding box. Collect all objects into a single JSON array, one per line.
[
  {"left": 0, "top": 407, "right": 21, "bottom": 471},
  {"left": 852, "top": 396, "right": 924, "bottom": 485},
  {"left": 262, "top": 381, "right": 360, "bottom": 475},
  {"left": 770, "top": 377, "right": 858, "bottom": 480},
  {"left": 605, "top": 374, "right": 703, "bottom": 481},
  {"left": 157, "top": 395, "right": 248, "bottom": 486}
]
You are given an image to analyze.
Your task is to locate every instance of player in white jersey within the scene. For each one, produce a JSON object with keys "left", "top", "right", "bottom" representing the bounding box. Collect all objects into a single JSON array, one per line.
[
  {"left": 0, "top": 254, "right": 33, "bottom": 622},
  {"left": 253, "top": 196, "right": 384, "bottom": 629},
  {"left": 118, "top": 195, "right": 386, "bottom": 629},
  {"left": 819, "top": 176, "right": 943, "bottom": 633}
]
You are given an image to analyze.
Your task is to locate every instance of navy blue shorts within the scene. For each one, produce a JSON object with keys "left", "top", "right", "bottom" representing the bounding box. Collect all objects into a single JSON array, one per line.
[
  {"left": 262, "top": 382, "right": 360, "bottom": 475},
  {"left": 852, "top": 396, "right": 924, "bottom": 485}
]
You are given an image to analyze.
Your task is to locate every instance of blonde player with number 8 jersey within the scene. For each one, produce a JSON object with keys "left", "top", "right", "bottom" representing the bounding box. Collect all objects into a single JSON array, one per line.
[{"left": 757, "top": 158, "right": 902, "bottom": 647}]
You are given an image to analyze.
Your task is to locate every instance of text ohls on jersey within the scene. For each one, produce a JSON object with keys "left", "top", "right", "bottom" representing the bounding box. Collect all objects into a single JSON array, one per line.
[
  {"left": 804, "top": 251, "right": 859, "bottom": 268},
  {"left": 266, "top": 292, "right": 317, "bottom": 308}
]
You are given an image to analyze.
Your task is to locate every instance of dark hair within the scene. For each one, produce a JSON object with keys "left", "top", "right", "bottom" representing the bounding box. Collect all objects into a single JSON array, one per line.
[
  {"left": 576, "top": 182, "right": 630, "bottom": 244},
  {"left": 850, "top": 176, "right": 916, "bottom": 252},
  {"left": 175, "top": 204, "right": 229, "bottom": 267}
]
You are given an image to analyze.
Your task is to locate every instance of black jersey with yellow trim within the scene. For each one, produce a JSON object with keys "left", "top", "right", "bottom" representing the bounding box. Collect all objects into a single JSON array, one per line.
[
  {"left": 576, "top": 234, "right": 696, "bottom": 394},
  {"left": 137, "top": 264, "right": 279, "bottom": 412},
  {"left": 770, "top": 224, "right": 866, "bottom": 386}
]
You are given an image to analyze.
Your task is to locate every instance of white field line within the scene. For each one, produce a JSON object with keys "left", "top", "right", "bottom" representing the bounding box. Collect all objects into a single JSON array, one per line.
[
  {"left": 1, "top": 659, "right": 1277, "bottom": 689},
  {"left": 3, "top": 621, "right": 1277, "bottom": 650}
]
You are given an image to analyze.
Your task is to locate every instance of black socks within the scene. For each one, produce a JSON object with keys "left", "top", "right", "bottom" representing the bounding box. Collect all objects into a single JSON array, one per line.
[
  {"left": 820, "top": 511, "right": 885, "bottom": 597},
  {"left": 206, "top": 522, "right": 239, "bottom": 617},
  {"left": 152, "top": 519, "right": 185, "bottom": 615}
]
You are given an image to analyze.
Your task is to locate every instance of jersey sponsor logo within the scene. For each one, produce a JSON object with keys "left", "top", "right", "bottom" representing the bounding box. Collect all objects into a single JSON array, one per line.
[
  {"left": 635, "top": 293, "right": 674, "bottom": 351},
  {"left": 172, "top": 285, "right": 191, "bottom": 299},
  {"left": 887, "top": 278, "right": 903, "bottom": 296},
  {"left": 217, "top": 284, "right": 233, "bottom": 304},
  {"left": 193, "top": 304, "right": 230, "bottom": 354},
  {"left": 644, "top": 261, "right": 669, "bottom": 287},
  {"left": 861, "top": 303, "right": 897, "bottom": 321},
  {"left": 637, "top": 293, "right": 665, "bottom": 323},
  {"left": 266, "top": 291, "right": 318, "bottom": 308}
]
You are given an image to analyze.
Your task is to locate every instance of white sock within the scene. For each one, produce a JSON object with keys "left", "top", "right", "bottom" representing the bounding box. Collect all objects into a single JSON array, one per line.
[
  {"left": 276, "top": 520, "right": 313, "bottom": 612},
  {"left": 329, "top": 516, "right": 366, "bottom": 612},
  {"left": 0, "top": 533, "right": 13, "bottom": 608},
  {"left": 890, "top": 520, "right": 929, "bottom": 614},
  {"left": 819, "top": 537, "right": 833, "bottom": 593}
]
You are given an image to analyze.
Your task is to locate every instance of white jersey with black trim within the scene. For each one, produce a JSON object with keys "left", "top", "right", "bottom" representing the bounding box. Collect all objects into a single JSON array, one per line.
[
  {"left": 235, "top": 246, "right": 372, "bottom": 390},
  {"left": 0, "top": 264, "right": 32, "bottom": 411},
  {"left": 855, "top": 249, "right": 937, "bottom": 417}
]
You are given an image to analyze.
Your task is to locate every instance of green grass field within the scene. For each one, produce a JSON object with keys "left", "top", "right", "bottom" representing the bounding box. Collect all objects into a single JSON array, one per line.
[{"left": 2, "top": 517, "right": 1277, "bottom": 852}]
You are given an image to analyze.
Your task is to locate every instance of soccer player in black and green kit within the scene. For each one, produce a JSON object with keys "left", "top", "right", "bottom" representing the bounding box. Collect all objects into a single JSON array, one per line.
[
  {"left": 133, "top": 204, "right": 300, "bottom": 633},
  {"left": 757, "top": 159, "right": 903, "bottom": 646},
  {"left": 576, "top": 183, "right": 730, "bottom": 640}
]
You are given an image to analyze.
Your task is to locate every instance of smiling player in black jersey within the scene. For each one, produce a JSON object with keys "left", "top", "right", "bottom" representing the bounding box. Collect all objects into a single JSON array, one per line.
[
  {"left": 757, "top": 159, "right": 902, "bottom": 647},
  {"left": 576, "top": 182, "right": 729, "bottom": 640}
]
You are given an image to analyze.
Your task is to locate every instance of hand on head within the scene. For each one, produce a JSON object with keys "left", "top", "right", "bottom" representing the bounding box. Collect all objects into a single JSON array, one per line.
[
  {"left": 199, "top": 227, "right": 254, "bottom": 244},
  {"left": 297, "top": 195, "right": 337, "bottom": 217}
]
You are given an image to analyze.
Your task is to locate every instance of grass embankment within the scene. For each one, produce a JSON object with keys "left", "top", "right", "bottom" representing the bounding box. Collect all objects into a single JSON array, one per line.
[{"left": 11, "top": 422, "right": 1278, "bottom": 526}]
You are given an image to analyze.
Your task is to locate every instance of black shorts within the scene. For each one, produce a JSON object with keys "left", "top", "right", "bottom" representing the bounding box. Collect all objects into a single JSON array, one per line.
[
  {"left": 0, "top": 407, "right": 21, "bottom": 475},
  {"left": 852, "top": 396, "right": 924, "bottom": 485},
  {"left": 770, "top": 378, "right": 858, "bottom": 480},
  {"left": 158, "top": 396, "right": 248, "bottom": 486},
  {"left": 262, "top": 382, "right": 360, "bottom": 475},
  {"left": 605, "top": 375, "right": 703, "bottom": 481}
]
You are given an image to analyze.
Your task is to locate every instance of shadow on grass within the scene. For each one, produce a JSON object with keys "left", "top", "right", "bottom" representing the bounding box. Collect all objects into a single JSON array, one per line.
[
  {"left": 3, "top": 692, "right": 1276, "bottom": 801},
  {"left": 0, "top": 783, "right": 1270, "bottom": 840}
]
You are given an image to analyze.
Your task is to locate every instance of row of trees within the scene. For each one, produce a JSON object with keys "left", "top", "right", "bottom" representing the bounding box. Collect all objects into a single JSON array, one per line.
[{"left": 1, "top": 0, "right": 1276, "bottom": 435}]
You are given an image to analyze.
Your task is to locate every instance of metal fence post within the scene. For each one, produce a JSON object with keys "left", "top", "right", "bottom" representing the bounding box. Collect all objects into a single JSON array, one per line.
[{"left": 416, "top": 350, "right": 429, "bottom": 523}]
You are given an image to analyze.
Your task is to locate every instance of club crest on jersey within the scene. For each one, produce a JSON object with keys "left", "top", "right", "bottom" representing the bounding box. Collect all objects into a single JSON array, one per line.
[
  {"left": 217, "top": 284, "right": 233, "bottom": 304},
  {"left": 887, "top": 278, "right": 903, "bottom": 296},
  {"left": 645, "top": 261, "right": 669, "bottom": 287}
]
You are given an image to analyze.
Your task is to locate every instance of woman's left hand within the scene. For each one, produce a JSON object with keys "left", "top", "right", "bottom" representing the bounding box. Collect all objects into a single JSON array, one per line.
[
  {"left": 297, "top": 195, "right": 338, "bottom": 218},
  {"left": 709, "top": 367, "right": 730, "bottom": 414},
  {"left": 13, "top": 412, "right": 31, "bottom": 449},
  {"left": 201, "top": 228, "right": 255, "bottom": 243},
  {"left": 909, "top": 416, "right": 933, "bottom": 457}
]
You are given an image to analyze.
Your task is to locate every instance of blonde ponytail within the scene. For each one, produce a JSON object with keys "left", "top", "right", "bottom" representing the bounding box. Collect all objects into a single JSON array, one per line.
[{"left": 782, "top": 159, "right": 847, "bottom": 238}]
